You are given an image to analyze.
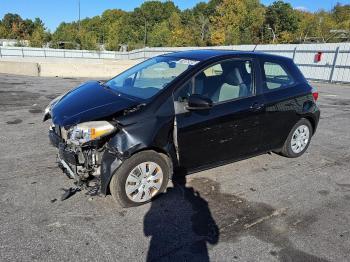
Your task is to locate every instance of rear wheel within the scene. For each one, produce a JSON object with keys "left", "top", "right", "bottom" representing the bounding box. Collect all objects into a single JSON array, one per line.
[
  {"left": 110, "top": 151, "right": 170, "bottom": 207},
  {"left": 280, "top": 118, "right": 313, "bottom": 158}
]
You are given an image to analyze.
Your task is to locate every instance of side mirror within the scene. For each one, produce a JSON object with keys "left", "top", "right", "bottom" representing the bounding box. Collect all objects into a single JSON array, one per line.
[{"left": 186, "top": 94, "right": 213, "bottom": 110}]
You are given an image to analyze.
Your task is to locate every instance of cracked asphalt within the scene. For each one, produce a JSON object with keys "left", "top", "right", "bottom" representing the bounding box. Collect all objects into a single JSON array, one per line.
[{"left": 0, "top": 74, "right": 349, "bottom": 262}]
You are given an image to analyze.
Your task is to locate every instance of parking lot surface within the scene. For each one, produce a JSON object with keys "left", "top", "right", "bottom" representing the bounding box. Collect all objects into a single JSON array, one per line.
[{"left": 0, "top": 74, "right": 349, "bottom": 262}]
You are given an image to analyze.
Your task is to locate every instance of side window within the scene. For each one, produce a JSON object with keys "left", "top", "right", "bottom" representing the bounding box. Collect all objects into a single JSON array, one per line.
[
  {"left": 203, "top": 64, "right": 223, "bottom": 77},
  {"left": 245, "top": 61, "right": 252, "bottom": 74},
  {"left": 174, "top": 59, "right": 254, "bottom": 104},
  {"left": 263, "top": 62, "right": 294, "bottom": 90},
  {"left": 174, "top": 80, "right": 192, "bottom": 103}
]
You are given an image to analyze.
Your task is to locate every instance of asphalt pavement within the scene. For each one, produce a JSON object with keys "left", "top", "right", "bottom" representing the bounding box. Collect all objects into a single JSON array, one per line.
[{"left": 0, "top": 74, "right": 349, "bottom": 262}]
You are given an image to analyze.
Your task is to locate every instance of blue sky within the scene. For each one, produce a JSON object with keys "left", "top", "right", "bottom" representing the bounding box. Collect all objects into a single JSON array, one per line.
[{"left": 0, "top": 0, "right": 348, "bottom": 31}]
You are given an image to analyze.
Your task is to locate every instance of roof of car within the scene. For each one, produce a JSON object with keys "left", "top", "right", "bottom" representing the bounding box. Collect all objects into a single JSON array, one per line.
[{"left": 161, "top": 49, "right": 291, "bottom": 62}]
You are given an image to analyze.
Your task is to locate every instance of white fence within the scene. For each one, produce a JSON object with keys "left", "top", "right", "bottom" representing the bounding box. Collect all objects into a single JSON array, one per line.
[{"left": 0, "top": 43, "right": 349, "bottom": 83}]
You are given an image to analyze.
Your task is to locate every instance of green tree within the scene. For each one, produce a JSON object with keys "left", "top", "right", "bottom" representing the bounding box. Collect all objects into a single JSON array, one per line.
[
  {"left": 51, "top": 22, "right": 79, "bottom": 48},
  {"left": 102, "top": 9, "right": 128, "bottom": 50},
  {"left": 331, "top": 3, "right": 350, "bottom": 40},
  {"left": 2, "top": 13, "right": 22, "bottom": 31},
  {"left": 264, "top": 1, "right": 299, "bottom": 43},
  {"left": 30, "top": 27, "right": 45, "bottom": 47},
  {"left": 294, "top": 10, "right": 319, "bottom": 43},
  {"left": 0, "top": 13, "right": 50, "bottom": 46},
  {"left": 240, "top": 0, "right": 265, "bottom": 44},
  {"left": 168, "top": 12, "right": 194, "bottom": 46},
  {"left": 29, "top": 18, "right": 47, "bottom": 47},
  {"left": 188, "top": 2, "right": 212, "bottom": 45},
  {"left": 79, "top": 29, "right": 99, "bottom": 50},
  {"left": 2, "top": 0, "right": 345, "bottom": 50},
  {"left": 210, "top": 0, "right": 247, "bottom": 45},
  {"left": 148, "top": 21, "right": 171, "bottom": 47},
  {"left": 0, "top": 22, "right": 8, "bottom": 38},
  {"left": 209, "top": 0, "right": 265, "bottom": 45},
  {"left": 2, "top": 13, "right": 23, "bottom": 39},
  {"left": 132, "top": 1, "right": 180, "bottom": 46},
  {"left": 314, "top": 11, "right": 337, "bottom": 42},
  {"left": 332, "top": 3, "right": 350, "bottom": 25}
]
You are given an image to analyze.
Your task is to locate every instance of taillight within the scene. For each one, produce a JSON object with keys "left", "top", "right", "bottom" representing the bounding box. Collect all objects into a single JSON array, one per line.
[{"left": 312, "top": 87, "right": 319, "bottom": 101}]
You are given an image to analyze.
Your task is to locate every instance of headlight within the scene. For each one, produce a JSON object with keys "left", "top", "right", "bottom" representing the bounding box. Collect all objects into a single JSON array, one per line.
[{"left": 68, "top": 121, "right": 116, "bottom": 144}]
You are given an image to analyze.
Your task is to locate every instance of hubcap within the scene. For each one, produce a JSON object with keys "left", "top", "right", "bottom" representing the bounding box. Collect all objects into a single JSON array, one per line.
[
  {"left": 125, "top": 162, "right": 163, "bottom": 203},
  {"left": 291, "top": 125, "right": 310, "bottom": 154}
]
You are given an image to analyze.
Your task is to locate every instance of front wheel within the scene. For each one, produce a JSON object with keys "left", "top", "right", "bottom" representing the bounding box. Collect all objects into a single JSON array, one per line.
[
  {"left": 110, "top": 151, "right": 171, "bottom": 207},
  {"left": 280, "top": 118, "right": 313, "bottom": 158}
]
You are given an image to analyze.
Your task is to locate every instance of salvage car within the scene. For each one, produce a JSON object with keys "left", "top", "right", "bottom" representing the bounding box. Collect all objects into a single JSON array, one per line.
[{"left": 43, "top": 50, "right": 320, "bottom": 207}]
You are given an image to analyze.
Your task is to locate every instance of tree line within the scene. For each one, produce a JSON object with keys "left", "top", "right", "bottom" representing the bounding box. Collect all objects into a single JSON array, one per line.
[{"left": 0, "top": 0, "right": 349, "bottom": 50}]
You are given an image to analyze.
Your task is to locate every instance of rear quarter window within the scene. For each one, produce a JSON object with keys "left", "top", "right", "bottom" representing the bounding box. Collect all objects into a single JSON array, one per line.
[
  {"left": 263, "top": 61, "right": 295, "bottom": 91},
  {"left": 203, "top": 64, "right": 223, "bottom": 77}
]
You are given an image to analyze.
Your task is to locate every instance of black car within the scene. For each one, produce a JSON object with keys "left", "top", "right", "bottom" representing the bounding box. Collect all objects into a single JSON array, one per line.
[{"left": 43, "top": 50, "right": 320, "bottom": 207}]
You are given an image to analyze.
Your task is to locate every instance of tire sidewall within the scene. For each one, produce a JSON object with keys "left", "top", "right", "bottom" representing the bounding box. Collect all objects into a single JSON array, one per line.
[
  {"left": 284, "top": 118, "right": 313, "bottom": 158},
  {"left": 110, "top": 151, "right": 170, "bottom": 207}
]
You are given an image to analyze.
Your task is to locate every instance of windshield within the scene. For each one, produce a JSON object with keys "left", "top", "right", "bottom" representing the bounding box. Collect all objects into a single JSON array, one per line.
[{"left": 105, "top": 56, "right": 199, "bottom": 100}]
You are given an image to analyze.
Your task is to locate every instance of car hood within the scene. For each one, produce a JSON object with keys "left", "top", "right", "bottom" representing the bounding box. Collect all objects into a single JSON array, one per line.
[{"left": 51, "top": 81, "right": 140, "bottom": 126}]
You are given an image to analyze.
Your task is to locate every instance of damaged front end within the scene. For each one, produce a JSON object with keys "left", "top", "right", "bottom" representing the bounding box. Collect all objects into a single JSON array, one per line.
[
  {"left": 46, "top": 113, "right": 176, "bottom": 198},
  {"left": 42, "top": 56, "right": 183, "bottom": 202},
  {"left": 48, "top": 121, "right": 117, "bottom": 190},
  {"left": 42, "top": 80, "right": 149, "bottom": 196}
]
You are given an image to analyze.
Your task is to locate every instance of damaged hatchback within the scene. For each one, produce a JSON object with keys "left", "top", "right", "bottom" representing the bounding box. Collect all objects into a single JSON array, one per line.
[{"left": 43, "top": 50, "right": 320, "bottom": 207}]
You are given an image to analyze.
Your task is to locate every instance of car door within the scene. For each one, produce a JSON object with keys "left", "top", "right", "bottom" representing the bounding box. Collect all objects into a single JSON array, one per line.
[
  {"left": 173, "top": 58, "right": 265, "bottom": 170},
  {"left": 259, "top": 59, "right": 301, "bottom": 151}
]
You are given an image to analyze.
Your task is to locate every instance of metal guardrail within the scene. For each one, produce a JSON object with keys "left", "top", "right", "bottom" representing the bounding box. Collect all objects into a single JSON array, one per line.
[{"left": 0, "top": 44, "right": 349, "bottom": 83}]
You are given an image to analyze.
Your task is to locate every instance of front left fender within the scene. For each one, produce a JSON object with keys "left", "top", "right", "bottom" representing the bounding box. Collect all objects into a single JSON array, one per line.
[
  {"left": 100, "top": 149, "right": 123, "bottom": 195},
  {"left": 100, "top": 129, "right": 144, "bottom": 195}
]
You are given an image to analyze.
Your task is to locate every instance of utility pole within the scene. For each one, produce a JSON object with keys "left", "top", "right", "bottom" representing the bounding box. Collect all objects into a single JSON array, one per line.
[
  {"left": 144, "top": 18, "right": 147, "bottom": 48},
  {"left": 78, "top": 0, "right": 81, "bottom": 32}
]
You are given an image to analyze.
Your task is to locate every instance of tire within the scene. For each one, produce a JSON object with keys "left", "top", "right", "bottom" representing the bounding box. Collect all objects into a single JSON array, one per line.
[
  {"left": 280, "top": 118, "right": 313, "bottom": 158},
  {"left": 110, "top": 150, "right": 171, "bottom": 208}
]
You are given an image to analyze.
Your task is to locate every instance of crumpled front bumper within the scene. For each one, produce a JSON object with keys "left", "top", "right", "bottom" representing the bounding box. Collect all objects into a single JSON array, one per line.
[
  {"left": 49, "top": 129, "right": 77, "bottom": 179},
  {"left": 49, "top": 129, "right": 77, "bottom": 164},
  {"left": 48, "top": 128, "right": 123, "bottom": 195},
  {"left": 48, "top": 128, "right": 61, "bottom": 148}
]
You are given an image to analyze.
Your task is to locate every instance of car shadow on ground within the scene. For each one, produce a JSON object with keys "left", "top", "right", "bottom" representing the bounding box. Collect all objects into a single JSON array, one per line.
[
  {"left": 143, "top": 169, "right": 330, "bottom": 262},
  {"left": 143, "top": 169, "right": 219, "bottom": 262}
]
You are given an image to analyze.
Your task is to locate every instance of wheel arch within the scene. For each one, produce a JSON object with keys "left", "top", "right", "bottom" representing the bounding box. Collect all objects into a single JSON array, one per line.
[
  {"left": 303, "top": 115, "right": 316, "bottom": 135},
  {"left": 101, "top": 146, "right": 174, "bottom": 196},
  {"left": 131, "top": 146, "right": 175, "bottom": 177}
]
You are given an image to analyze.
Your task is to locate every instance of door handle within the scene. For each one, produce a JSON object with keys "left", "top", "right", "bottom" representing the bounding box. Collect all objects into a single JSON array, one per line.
[{"left": 250, "top": 102, "right": 264, "bottom": 111}]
